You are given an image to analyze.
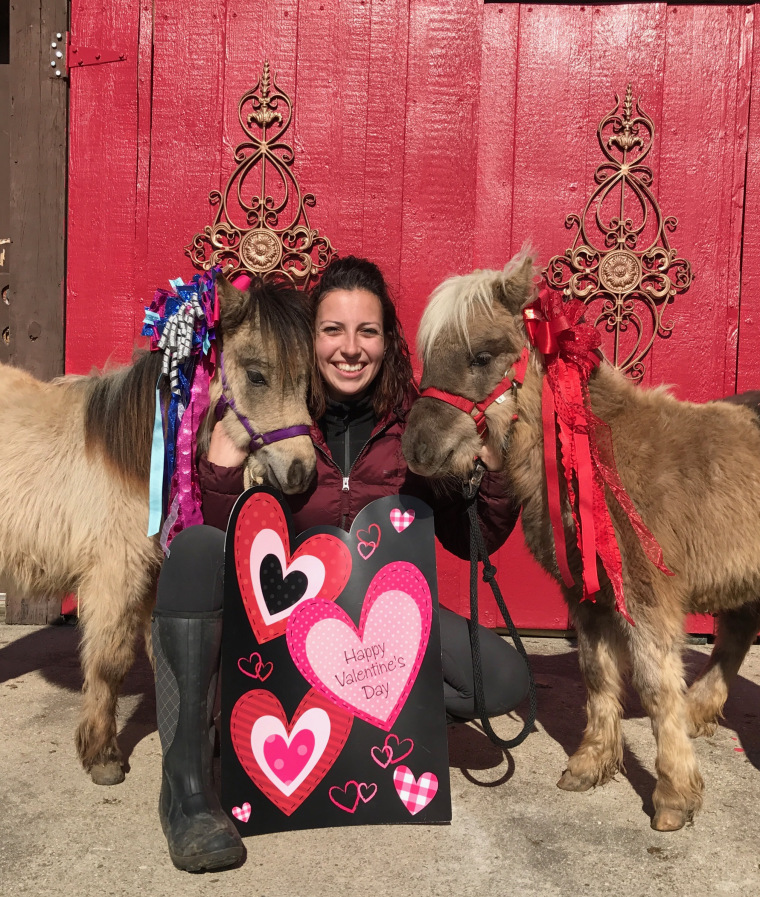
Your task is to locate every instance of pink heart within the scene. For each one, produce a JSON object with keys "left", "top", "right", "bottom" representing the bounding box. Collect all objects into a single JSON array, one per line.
[
  {"left": 231, "top": 802, "right": 251, "bottom": 823},
  {"left": 370, "top": 745, "right": 392, "bottom": 768},
  {"left": 358, "top": 782, "right": 377, "bottom": 803},
  {"left": 286, "top": 561, "right": 432, "bottom": 730},
  {"left": 390, "top": 509, "right": 415, "bottom": 533},
  {"left": 262, "top": 729, "right": 316, "bottom": 787},
  {"left": 357, "top": 524, "right": 381, "bottom": 560},
  {"left": 393, "top": 765, "right": 438, "bottom": 816}
]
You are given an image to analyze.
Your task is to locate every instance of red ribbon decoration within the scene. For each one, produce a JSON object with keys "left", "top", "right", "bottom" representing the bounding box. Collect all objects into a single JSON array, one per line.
[{"left": 524, "top": 287, "right": 672, "bottom": 624}]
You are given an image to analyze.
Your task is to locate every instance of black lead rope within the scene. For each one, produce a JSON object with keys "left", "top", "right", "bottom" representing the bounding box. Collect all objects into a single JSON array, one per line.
[{"left": 464, "top": 463, "right": 538, "bottom": 749}]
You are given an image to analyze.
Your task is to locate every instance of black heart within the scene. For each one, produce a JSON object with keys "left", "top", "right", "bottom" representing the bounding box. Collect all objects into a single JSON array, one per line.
[{"left": 259, "top": 554, "right": 308, "bottom": 615}]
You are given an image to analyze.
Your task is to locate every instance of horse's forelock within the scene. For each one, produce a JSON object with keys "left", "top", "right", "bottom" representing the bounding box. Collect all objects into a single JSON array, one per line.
[
  {"left": 417, "top": 269, "right": 500, "bottom": 363},
  {"left": 246, "top": 282, "right": 312, "bottom": 384}
]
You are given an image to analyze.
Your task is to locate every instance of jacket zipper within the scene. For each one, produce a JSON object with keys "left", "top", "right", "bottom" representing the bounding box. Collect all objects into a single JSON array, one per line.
[{"left": 315, "top": 420, "right": 393, "bottom": 527}]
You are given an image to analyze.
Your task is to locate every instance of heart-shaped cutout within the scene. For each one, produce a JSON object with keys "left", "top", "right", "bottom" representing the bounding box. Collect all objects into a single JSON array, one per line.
[
  {"left": 234, "top": 492, "right": 352, "bottom": 643},
  {"left": 230, "top": 688, "right": 353, "bottom": 817},
  {"left": 231, "top": 801, "right": 251, "bottom": 823},
  {"left": 393, "top": 765, "right": 438, "bottom": 815},
  {"left": 390, "top": 508, "right": 415, "bottom": 533},
  {"left": 286, "top": 561, "right": 432, "bottom": 730}
]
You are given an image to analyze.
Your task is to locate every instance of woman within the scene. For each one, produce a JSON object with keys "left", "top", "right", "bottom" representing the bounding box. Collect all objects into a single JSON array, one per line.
[{"left": 152, "top": 257, "right": 529, "bottom": 872}]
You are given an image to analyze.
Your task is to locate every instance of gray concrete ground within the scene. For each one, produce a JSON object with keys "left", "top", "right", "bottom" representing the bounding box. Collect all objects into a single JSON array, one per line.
[{"left": 1, "top": 621, "right": 759, "bottom": 897}]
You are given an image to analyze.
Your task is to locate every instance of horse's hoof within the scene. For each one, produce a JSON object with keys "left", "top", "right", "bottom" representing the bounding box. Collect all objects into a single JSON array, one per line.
[
  {"left": 90, "top": 761, "right": 125, "bottom": 786},
  {"left": 557, "top": 769, "right": 594, "bottom": 792},
  {"left": 651, "top": 807, "right": 688, "bottom": 832}
]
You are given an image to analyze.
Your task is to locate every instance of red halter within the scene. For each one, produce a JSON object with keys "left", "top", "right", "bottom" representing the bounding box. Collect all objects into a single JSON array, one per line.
[{"left": 419, "top": 346, "right": 530, "bottom": 438}]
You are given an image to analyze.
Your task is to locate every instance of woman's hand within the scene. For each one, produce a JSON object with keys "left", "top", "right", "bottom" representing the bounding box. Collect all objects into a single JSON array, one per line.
[
  {"left": 207, "top": 421, "right": 247, "bottom": 468},
  {"left": 477, "top": 442, "right": 503, "bottom": 472}
]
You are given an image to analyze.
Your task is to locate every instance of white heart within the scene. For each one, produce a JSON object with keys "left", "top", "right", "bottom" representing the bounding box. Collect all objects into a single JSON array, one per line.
[
  {"left": 250, "top": 707, "right": 331, "bottom": 797},
  {"left": 250, "top": 528, "right": 326, "bottom": 625}
]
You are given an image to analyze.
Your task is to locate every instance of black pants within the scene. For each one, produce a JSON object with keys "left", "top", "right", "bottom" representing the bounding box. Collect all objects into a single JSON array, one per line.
[{"left": 157, "top": 525, "right": 530, "bottom": 721}]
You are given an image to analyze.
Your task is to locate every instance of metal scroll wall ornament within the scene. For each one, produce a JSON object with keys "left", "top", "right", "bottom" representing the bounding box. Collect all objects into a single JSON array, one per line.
[
  {"left": 544, "top": 85, "right": 692, "bottom": 381},
  {"left": 186, "top": 62, "right": 335, "bottom": 287}
]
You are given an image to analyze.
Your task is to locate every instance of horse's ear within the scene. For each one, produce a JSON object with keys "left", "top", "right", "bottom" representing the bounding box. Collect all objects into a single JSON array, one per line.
[
  {"left": 216, "top": 273, "right": 251, "bottom": 331},
  {"left": 495, "top": 253, "right": 536, "bottom": 315}
]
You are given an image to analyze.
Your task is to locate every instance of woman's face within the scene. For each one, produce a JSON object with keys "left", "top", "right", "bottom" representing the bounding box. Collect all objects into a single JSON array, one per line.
[{"left": 315, "top": 288, "right": 386, "bottom": 402}]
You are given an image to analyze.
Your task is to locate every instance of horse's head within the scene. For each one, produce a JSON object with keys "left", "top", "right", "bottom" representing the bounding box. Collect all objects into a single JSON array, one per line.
[
  {"left": 214, "top": 275, "right": 316, "bottom": 494},
  {"left": 402, "top": 253, "right": 536, "bottom": 482}
]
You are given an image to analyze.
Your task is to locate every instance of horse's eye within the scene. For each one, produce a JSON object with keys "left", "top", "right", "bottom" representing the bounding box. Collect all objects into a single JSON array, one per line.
[
  {"left": 247, "top": 370, "right": 267, "bottom": 386},
  {"left": 470, "top": 353, "right": 492, "bottom": 368}
]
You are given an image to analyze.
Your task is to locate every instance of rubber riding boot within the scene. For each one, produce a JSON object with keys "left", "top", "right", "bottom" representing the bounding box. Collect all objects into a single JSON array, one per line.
[{"left": 153, "top": 609, "right": 244, "bottom": 872}]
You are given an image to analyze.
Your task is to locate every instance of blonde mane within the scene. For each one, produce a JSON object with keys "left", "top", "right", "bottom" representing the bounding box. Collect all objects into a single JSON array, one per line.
[{"left": 416, "top": 253, "right": 533, "bottom": 362}]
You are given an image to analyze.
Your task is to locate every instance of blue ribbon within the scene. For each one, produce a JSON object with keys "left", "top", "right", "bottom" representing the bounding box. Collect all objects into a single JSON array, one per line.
[{"left": 147, "top": 383, "right": 165, "bottom": 537}]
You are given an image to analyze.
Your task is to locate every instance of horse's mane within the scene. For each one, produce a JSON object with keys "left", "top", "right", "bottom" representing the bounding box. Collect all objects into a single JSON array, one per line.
[
  {"left": 417, "top": 253, "right": 531, "bottom": 362},
  {"left": 83, "top": 350, "right": 166, "bottom": 485}
]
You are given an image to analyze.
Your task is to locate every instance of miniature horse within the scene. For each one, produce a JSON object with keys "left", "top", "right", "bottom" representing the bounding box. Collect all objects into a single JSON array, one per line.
[
  {"left": 0, "top": 275, "right": 315, "bottom": 785},
  {"left": 402, "top": 253, "right": 760, "bottom": 831}
]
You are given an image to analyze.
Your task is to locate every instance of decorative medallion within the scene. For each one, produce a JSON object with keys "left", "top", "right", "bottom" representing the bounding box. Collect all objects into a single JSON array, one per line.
[
  {"left": 543, "top": 85, "right": 692, "bottom": 381},
  {"left": 598, "top": 250, "right": 641, "bottom": 293},
  {"left": 240, "top": 229, "right": 283, "bottom": 273},
  {"left": 186, "top": 62, "right": 335, "bottom": 288}
]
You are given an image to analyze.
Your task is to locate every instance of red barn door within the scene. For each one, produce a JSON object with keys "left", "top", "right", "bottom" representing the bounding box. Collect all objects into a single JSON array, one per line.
[{"left": 66, "top": 1, "right": 760, "bottom": 633}]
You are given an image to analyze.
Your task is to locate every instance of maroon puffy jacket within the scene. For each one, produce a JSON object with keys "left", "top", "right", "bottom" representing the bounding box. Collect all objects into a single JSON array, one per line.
[{"left": 199, "top": 393, "right": 520, "bottom": 559}]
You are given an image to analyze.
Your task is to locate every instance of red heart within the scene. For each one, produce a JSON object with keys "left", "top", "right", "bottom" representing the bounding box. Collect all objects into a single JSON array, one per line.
[
  {"left": 230, "top": 688, "right": 353, "bottom": 817},
  {"left": 234, "top": 492, "right": 352, "bottom": 643},
  {"left": 384, "top": 733, "right": 414, "bottom": 764}
]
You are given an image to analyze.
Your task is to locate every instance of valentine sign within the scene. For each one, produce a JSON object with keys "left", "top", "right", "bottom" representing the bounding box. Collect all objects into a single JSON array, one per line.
[{"left": 220, "top": 487, "right": 452, "bottom": 836}]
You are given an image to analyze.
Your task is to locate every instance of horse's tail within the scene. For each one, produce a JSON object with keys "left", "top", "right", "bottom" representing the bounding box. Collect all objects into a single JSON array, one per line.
[{"left": 83, "top": 350, "right": 165, "bottom": 487}]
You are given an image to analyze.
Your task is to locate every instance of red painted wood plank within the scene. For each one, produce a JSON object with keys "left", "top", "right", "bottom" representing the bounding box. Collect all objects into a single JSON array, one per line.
[
  {"left": 293, "top": 0, "right": 370, "bottom": 257},
  {"left": 361, "top": 0, "right": 410, "bottom": 294},
  {"left": 67, "top": 0, "right": 142, "bottom": 372},
  {"left": 648, "top": 4, "right": 752, "bottom": 403},
  {"left": 738, "top": 7, "right": 760, "bottom": 393},
  {"left": 144, "top": 0, "right": 227, "bottom": 297},
  {"left": 472, "top": 1, "right": 519, "bottom": 269}
]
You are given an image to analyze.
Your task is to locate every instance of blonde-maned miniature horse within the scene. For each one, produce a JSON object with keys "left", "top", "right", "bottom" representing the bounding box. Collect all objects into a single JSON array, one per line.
[
  {"left": 0, "top": 276, "right": 315, "bottom": 785},
  {"left": 402, "top": 253, "right": 760, "bottom": 831}
]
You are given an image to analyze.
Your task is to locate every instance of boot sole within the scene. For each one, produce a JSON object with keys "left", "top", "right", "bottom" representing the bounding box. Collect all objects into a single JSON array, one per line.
[{"left": 170, "top": 844, "right": 244, "bottom": 873}]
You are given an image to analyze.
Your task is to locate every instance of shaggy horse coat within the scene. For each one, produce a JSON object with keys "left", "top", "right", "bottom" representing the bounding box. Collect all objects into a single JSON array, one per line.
[
  {"left": 0, "top": 276, "right": 315, "bottom": 785},
  {"left": 401, "top": 254, "right": 760, "bottom": 831}
]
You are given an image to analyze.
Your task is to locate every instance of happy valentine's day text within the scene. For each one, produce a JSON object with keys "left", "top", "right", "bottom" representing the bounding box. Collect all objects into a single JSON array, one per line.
[{"left": 334, "top": 643, "right": 406, "bottom": 699}]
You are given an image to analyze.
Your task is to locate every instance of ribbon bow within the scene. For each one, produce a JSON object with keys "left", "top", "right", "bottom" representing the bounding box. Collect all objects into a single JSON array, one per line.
[
  {"left": 142, "top": 269, "right": 219, "bottom": 549},
  {"left": 525, "top": 287, "right": 671, "bottom": 624}
]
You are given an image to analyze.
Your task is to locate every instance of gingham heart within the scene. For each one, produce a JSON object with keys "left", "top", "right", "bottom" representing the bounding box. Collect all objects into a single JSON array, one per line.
[
  {"left": 390, "top": 508, "right": 415, "bottom": 533},
  {"left": 393, "top": 765, "right": 438, "bottom": 816},
  {"left": 231, "top": 802, "right": 251, "bottom": 823}
]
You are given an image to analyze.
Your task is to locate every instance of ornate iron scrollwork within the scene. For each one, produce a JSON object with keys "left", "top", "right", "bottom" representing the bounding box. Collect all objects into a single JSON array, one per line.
[
  {"left": 186, "top": 61, "right": 335, "bottom": 288},
  {"left": 544, "top": 85, "right": 692, "bottom": 380}
]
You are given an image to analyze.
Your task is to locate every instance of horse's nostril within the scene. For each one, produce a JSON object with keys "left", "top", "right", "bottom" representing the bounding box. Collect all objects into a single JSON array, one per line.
[{"left": 287, "top": 458, "right": 305, "bottom": 489}]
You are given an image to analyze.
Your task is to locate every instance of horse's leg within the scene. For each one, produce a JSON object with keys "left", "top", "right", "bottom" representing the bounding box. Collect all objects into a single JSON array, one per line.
[
  {"left": 685, "top": 601, "right": 760, "bottom": 737},
  {"left": 75, "top": 560, "right": 155, "bottom": 785},
  {"left": 558, "top": 601, "right": 627, "bottom": 792},
  {"left": 628, "top": 610, "right": 703, "bottom": 832}
]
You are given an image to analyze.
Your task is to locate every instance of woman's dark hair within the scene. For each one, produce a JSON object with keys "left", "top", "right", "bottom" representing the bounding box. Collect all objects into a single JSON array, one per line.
[{"left": 308, "top": 256, "right": 413, "bottom": 420}]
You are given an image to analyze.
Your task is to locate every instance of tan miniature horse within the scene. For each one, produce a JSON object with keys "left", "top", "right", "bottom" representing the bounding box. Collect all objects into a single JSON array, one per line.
[
  {"left": 402, "top": 253, "right": 760, "bottom": 831},
  {"left": 0, "top": 275, "right": 315, "bottom": 785}
]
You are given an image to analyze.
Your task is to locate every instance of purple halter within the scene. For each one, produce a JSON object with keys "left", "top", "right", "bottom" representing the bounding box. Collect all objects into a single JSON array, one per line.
[{"left": 214, "top": 352, "right": 310, "bottom": 452}]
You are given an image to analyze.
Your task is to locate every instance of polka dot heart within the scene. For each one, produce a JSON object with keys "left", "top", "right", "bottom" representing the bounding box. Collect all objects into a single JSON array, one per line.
[{"left": 286, "top": 561, "right": 432, "bottom": 730}]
